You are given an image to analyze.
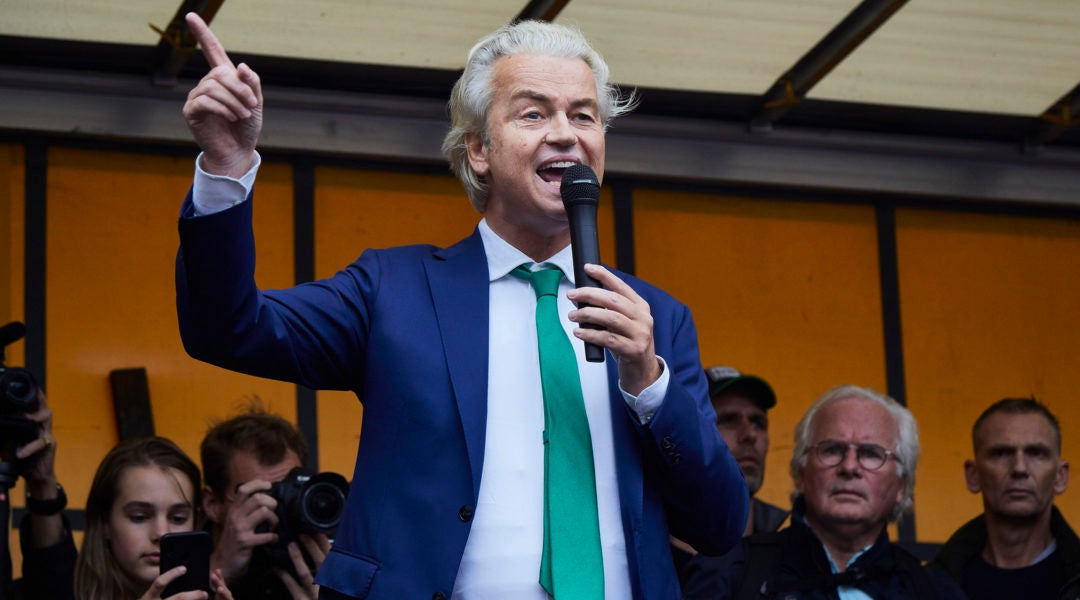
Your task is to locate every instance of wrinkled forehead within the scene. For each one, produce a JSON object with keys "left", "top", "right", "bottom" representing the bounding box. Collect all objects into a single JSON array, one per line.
[{"left": 811, "top": 396, "right": 898, "bottom": 445}]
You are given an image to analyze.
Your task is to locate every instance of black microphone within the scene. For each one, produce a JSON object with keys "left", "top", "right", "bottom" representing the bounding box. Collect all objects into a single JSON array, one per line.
[{"left": 561, "top": 164, "right": 605, "bottom": 363}]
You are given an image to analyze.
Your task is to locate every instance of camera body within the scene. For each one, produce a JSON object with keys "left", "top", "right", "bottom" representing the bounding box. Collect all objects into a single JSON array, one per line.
[
  {"left": 268, "top": 467, "right": 349, "bottom": 543},
  {"left": 250, "top": 467, "right": 349, "bottom": 584}
]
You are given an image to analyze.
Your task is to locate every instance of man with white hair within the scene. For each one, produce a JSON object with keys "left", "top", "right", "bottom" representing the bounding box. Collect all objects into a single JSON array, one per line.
[
  {"left": 683, "top": 384, "right": 965, "bottom": 599},
  {"left": 176, "top": 12, "right": 747, "bottom": 600}
]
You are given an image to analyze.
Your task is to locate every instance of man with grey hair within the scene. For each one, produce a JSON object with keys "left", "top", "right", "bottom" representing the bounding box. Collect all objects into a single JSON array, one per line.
[
  {"left": 683, "top": 384, "right": 964, "bottom": 599},
  {"left": 176, "top": 13, "right": 747, "bottom": 600}
]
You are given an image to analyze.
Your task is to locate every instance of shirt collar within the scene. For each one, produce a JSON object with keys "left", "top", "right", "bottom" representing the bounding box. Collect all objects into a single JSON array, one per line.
[{"left": 478, "top": 218, "right": 575, "bottom": 284}]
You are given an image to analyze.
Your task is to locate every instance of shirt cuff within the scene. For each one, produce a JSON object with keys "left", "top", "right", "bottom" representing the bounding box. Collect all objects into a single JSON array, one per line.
[
  {"left": 621, "top": 356, "right": 670, "bottom": 424},
  {"left": 191, "top": 151, "right": 262, "bottom": 216}
]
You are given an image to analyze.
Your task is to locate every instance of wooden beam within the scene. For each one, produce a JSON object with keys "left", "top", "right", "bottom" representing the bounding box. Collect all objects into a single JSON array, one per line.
[
  {"left": 150, "top": 0, "right": 225, "bottom": 87},
  {"left": 1024, "top": 81, "right": 1080, "bottom": 152},
  {"left": 513, "top": 0, "right": 571, "bottom": 23},
  {"left": 751, "top": 0, "right": 907, "bottom": 130}
]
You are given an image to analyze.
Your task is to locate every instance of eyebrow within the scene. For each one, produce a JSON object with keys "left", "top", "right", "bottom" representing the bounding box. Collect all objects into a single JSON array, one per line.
[
  {"left": 122, "top": 501, "right": 154, "bottom": 511},
  {"left": 986, "top": 443, "right": 1053, "bottom": 453},
  {"left": 121, "top": 500, "right": 192, "bottom": 511},
  {"left": 510, "top": 90, "right": 598, "bottom": 111}
]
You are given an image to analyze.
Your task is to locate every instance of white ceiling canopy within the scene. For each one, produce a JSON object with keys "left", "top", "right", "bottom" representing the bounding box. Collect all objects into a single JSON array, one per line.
[{"left": 2, "top": 0, "right": 1078, "bottom": 119}]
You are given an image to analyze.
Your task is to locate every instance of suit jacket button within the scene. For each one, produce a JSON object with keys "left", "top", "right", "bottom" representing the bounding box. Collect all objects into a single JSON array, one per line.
[
  {"left": 433, "top": 593, "right": 447, "bottom": 600},
  {"left": 458, "top": 505, "right": 474, "bottom": 522},
  {"left": 661, "top": 436, "right": 675, "bottom": 450}
]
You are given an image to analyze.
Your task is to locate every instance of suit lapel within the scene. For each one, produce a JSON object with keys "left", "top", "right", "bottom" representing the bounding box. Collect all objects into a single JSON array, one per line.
[{"left": 426, "top": 230, "right": 490, "bottom": 499}]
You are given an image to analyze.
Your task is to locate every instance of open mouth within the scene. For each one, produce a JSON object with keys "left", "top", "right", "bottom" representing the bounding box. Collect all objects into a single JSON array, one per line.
[{"left": 537, "top": 160, "right": 579, "bottom": 187}]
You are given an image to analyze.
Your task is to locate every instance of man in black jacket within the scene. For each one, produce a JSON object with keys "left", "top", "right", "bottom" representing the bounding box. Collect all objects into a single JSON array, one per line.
[
  {"left": 684, "top": 384, "right": 965, "bottom": 599},
  {"left": 674, "top": 367, "right": 788, "bottom": 581},
  {"left": 931, "top": 397, "right": 1079, "bottom": 600}
]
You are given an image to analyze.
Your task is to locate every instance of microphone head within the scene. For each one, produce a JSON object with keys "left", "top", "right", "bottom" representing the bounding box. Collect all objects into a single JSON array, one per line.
[{"left": 560, "top": 164, "right": 600, "bottom": 208}]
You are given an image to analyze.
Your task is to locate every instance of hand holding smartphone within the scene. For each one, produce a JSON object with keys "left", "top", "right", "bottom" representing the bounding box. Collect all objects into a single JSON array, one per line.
[{"left": 160, "top": 531, "right": 212, "bottom": 597}]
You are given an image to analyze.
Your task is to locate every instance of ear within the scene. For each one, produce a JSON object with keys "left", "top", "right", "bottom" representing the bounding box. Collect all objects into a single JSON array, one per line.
[
  {"left": 203, "top": 485, "right": 223, "bottom": 523},
  {"left": 964, "top": 459, "right": 981, "bottom": 494},
  {"left": 465, "top": 132, "right": 490, "bottom": 178},
  {"left": 1054, "top": 460, "right": 1069, "bottom": 495}
]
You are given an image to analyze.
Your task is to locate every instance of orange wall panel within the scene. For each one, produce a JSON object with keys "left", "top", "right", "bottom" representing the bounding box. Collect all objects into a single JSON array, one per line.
[
  {"left": 42, "top": 148, "right": 297, "bottom": 511},
  {"left": 897, "top": 208, "right": 1080, "bottom": 542},
  {"left": 1, "top": 143, "right": 25, "bottom": 338},
  {"left": 632, "top": 189, "right": 887, "bottom": 510}
]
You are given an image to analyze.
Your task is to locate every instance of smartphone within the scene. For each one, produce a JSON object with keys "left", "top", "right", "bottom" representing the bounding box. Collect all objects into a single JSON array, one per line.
[{"left": 160, "top": 531, "right": 212, "bottom": 597}]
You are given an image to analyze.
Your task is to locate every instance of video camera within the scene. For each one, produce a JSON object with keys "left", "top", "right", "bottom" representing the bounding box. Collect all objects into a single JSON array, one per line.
[
  {"left": 0, "top": 321, "right": 39, "bottom": 448},
  {"left": 252, "top": 466, "right": 349, "bottom": 582}
]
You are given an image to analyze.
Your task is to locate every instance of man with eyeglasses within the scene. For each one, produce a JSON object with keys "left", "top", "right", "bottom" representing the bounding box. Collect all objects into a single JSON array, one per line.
[
  {"left": 683, "top": 384, "right": 965, "bottom": 599},
  {"left": 930, "top": 397, "right": 1078, "bottom": 600}
]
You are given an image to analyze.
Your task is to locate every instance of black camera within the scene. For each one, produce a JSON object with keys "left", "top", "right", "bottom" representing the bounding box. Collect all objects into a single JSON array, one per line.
[
  {"left": 0, "top": 321, "right": 39, "bottom": 447},
  {"left": 251, "top": 467, "right": 349, "bottom": 584},
  {"left": 268, "top": 467, "right": 349, "bottom": 543},
  {"left": 1, "top": 366, "right": 38, "bottom": 416}
]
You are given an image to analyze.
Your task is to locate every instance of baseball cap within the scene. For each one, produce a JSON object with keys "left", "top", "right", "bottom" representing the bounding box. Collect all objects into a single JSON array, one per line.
[{"left": 704, "top": 365, "right": 776, "bottom": 411}]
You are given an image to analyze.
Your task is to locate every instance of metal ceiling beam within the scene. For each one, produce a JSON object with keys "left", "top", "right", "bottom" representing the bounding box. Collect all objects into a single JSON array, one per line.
[
  {"left": 4, "top": 66, "right": 1080, "bottom": 209},
  {"left": 751, "top": 0, "right": 907, "bottom": 131},
  {"left": 1023, "top": 81, "right": 1080, "bottom": 153},
  {"left": 513, "top": 0, "right": 571, "bottom": 23},
  {"left": 150, "top": 0, "right": 225, "bottom": 87}
]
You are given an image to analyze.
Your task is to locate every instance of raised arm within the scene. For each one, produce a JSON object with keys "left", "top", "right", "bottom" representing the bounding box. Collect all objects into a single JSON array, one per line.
[{"left": 181, "top": 12, "right": 262, "bottom": 178}]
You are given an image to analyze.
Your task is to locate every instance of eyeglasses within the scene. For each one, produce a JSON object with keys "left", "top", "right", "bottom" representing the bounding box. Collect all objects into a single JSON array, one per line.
[{"left": 806, "top": 440, "right": 896, "bottom": 471}]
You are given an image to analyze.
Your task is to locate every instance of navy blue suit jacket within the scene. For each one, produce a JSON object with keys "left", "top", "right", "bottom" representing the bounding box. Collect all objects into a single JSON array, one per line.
[{"left": 176, "top": 194, "right": 748, "bottom": 599}]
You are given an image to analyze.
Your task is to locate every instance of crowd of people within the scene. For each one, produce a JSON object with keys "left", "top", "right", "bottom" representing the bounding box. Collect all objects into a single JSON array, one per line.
[
  {"left": 5, "top": 374, "right": 1073, "bottom": 600},
  {"left": 4, "top": 12, "right": 1075, "bottom": 600},
  {"left": 8, "top": 400, "right": 324, "bottom": 600},
  {"left": 677, "top": 368, "right": 1077, "bottom": 600}
]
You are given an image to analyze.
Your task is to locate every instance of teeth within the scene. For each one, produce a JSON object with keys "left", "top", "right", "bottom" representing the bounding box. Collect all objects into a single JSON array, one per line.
[{"left": 538, "top": 161, "right": 578, "bottom": 171}]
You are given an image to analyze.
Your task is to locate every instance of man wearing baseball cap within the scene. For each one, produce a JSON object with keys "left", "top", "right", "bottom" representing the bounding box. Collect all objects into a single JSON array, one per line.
[{"left": 674, "top": 366, "right": 789, "bottom": 582}]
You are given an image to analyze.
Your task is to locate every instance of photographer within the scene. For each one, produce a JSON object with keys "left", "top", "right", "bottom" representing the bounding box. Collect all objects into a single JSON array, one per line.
[
  {"left": 200, "top": 406, "right": 337, "bottom": 599},
  {"left": 7, "top": 390, "right": 76, "bottom": 600}
]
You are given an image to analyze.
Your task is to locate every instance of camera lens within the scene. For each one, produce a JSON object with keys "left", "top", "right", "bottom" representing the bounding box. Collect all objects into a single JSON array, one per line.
[
  {"left": 1, "top": 367, "right": 38, "bottom": 412},
  {"left": 300, "top": 479, "right": 346, "bottom": 530}
]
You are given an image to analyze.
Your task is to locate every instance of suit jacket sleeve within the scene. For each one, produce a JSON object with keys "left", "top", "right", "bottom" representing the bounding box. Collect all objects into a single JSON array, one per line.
[
  {"left": 176, "top": 190, "right": 373, "bottom": 390},
  {"left": 618, "top": 274, "right": 750, "bottom": 558}
]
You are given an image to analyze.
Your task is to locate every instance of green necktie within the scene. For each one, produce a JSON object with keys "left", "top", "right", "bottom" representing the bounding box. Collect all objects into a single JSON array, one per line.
[{"left": 511, "top": 265, "right": 604, "bottom": 600}]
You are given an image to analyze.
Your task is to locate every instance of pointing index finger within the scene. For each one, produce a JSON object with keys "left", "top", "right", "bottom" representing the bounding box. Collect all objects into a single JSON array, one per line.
[{"left": 185, "top": 11, "right": 234, "bottom": 69}]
